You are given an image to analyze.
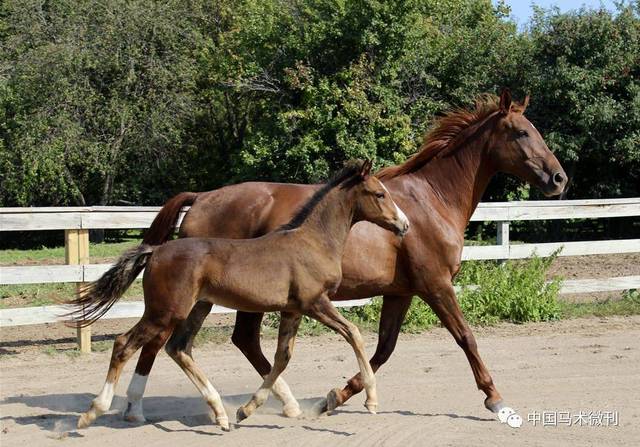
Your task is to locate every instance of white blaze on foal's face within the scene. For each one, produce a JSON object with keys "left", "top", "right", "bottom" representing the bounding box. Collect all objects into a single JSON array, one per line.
[{"left": 381, "top": 182, "right": 410, "bottom": 231}]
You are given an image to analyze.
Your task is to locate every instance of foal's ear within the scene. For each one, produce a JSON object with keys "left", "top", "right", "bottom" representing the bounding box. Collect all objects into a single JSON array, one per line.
[
  {"left": 522, "top": 94, "right": 530, "bottom": 112},
  {"left": 499, "top": 88, "right": 512, "bottom": 115},
  {"left": 360, "top": 159, "right": 373, "bottom": 178}
]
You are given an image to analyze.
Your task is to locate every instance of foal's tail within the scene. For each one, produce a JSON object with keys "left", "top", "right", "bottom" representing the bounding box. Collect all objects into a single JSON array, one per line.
[
  {"left": 67, "top": 245, "right": 155, "bottom": 327},
  {"left": 143, "top": 192, "right": 199, "bottom": 245}
]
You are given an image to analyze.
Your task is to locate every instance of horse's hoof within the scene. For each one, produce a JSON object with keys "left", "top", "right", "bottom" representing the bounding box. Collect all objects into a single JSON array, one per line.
[
  {"left": 326, "top": 388, "right": 342, "bottom": 414},
  {"left": 77, "top": 412, "right": 94, "bottom": 429},
  {"left": 283, "top": 402, "right": 302, "bottom": 418},
  {"left": 123, "top": 412, "right": 146, "bottom": 424},
  {"left": 236, "top": 407, "right": 249, "bottom": 423},
  {"left": 484, "top": 397, "right": 505, "bottom": 413},
  {"left": 310, "top": 398, "right": 328, "bottom": 417},
  {"left": 365, "top": 403, "right": 378, "bottom": 414}
]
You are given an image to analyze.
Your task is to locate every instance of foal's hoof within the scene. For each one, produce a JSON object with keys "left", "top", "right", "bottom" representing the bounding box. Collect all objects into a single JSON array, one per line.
[
  {"left": 77, "top": 412, "right": 95, "bottom": 430},
  {"left": 217, "top": 417, "right": 230, "bottom": 432},
  {"left": 484, "top": 397, "right": 505, "bottom": 413},
  {"left": 282, "top": 402, "right": 302, "bottom": 418},
  {"left": 364, "top": 402, "right": 378, "bottom": 414},
  {"left": 326, "top": 388, "right": 343, "bottom": 414},
  {"left": 236, "top": 407, "right": 249, "bottom": 423}
]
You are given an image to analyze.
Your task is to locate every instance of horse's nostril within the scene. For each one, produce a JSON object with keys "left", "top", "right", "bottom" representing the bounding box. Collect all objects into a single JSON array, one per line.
[{"left": 553, "top": 172, "right": 565, "bottom": 186}]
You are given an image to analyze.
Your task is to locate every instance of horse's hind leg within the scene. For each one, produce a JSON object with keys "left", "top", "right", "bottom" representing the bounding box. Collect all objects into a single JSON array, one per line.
[
  {"left": 305, "top": 295, "right": 378, "bottom": 414},
  {"left": 123, "top": 325, "right": 176, "bottom": 423},
  {"left": 165, "top": 324, "right": 230, "bottom": 431},
  {"left": 77, "top": 319, "right": 162, "bottom": 429},
  {"left": 237, "top": 312, "right": 302, "bottom": 422}
]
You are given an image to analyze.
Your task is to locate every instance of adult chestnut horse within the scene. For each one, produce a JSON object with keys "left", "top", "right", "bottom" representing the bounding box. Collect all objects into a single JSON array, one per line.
[{"left": 124, "top": 89, "right": 567, "bottom": 421}]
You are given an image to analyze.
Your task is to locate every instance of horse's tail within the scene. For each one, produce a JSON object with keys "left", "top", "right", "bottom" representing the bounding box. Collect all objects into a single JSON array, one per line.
[
  {"left": 143, "top": 192, "right": 199, "bottom": 245},
  {"left": 67, "top": 244, "right": 155, "bottom": 327}
]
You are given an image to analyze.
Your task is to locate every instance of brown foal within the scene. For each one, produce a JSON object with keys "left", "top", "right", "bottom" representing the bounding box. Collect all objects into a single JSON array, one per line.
[
  {"left": 123, "top": 89, "right": 567, "bottom": 420},
  {"left": 70, "top": 160, "right": 409, "bottom": 431}
]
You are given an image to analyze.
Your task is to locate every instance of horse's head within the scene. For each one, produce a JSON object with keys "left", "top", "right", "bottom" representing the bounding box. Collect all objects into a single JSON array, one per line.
[
  {"left": 351, "top": 160, "right": 410, "bottom": 236},
  {"left": 488, "top": 89, "right": 567, "bottom": 197}
]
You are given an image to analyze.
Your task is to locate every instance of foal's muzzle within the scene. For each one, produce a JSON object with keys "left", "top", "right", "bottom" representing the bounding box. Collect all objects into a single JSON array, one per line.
[{"left": 393, "top": 219, "right": 410, "bottom": 237}]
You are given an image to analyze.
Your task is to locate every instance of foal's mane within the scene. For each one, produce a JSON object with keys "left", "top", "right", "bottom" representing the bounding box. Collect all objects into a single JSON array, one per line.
[
  {"left": 377, "top": 94, "right": 522, "bottom": 180},
  {"left": 278, "top": 161, "right": 364, "bottom": 231}
]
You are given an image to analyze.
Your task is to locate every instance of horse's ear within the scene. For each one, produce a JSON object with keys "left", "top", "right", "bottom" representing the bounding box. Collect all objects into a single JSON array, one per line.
[
  {"left": 360, "top": 159, "right": 373, "bottom": 178},
  {"left": 499, "top": 88, "right": 512, "bottom": 115},
  {"left": 522, "top": 94, "right": 530, "bottom": 112}
]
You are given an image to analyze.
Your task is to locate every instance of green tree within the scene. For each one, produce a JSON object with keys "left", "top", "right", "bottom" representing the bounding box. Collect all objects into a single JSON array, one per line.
[
  {"left": 522, "top": 3, "right": 640, "bottom": 199},
  {"left": 1, "top": 0, "right": 206, "bottom": 206}
]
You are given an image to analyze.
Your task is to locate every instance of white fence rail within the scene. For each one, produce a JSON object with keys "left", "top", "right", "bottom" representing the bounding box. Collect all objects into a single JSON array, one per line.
[{"left": 1, "top": 198, "right": 639, "bottom": 350}]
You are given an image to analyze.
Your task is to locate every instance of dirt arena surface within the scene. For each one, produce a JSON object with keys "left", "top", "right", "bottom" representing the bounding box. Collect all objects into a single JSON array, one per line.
[{"left": 1, "top": 315, "right": 639, "bottom": 446}]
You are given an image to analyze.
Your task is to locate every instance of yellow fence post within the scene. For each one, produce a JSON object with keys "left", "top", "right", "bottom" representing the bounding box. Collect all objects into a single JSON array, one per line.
[{"left": 65, "top": 229, "right": 91, "bottom": 353}]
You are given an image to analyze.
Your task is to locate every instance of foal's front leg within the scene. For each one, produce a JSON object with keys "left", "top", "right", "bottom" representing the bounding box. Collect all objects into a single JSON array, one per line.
[
  {"left": 237, "top": 312, "right": 302, "bottom": 422},
  {"left": 321, "top": 294, "right": 411, "bottom": 411},
  {"left": 305, "top": 295, "right": 378, "bottom": 413}
]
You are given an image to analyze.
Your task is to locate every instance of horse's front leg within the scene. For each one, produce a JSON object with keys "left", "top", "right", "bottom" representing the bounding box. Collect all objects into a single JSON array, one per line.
[
  {"left": 420, "top": 282, "right": 506, "bottom": 414},
  {"left": 237, "top": 312, "right": 302, "bottom": 422},
  {"left": 323, "top": 295, "right": 411, "bottom": 412}
]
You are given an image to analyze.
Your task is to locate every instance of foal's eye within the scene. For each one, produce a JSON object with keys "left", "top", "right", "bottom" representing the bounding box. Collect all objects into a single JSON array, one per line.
[
  {"left": 375, "top": 192, "right": 385, "bottom": 199},
  {"left": 517, "top": 129, "right": 529, "bottom": 138}
]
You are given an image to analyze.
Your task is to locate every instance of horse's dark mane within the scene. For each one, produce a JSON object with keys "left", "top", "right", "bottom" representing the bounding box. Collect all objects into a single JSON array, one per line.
[{"left": 278, "top": 161, "right": 364, "bottom": 231}]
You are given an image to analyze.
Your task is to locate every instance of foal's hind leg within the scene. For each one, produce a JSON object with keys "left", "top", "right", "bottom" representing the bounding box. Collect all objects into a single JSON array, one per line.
[
  {"left": 237, "top": 312, "right": 302, "bottom": 422},
  {"left": 78, "top": 320, "right": 161, "bottom": 429},
  {"left": 165, "top": 324, "right": 231, "bottom": 431},
  {"left": 123, "top": 325, "right": 176, "bottom": 423},
  {"left": 305, "top": 295, "right": 378, "bottom": 414}
]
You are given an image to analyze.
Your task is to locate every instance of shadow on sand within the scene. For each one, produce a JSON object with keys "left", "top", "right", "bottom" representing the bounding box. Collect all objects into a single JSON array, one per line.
[{"left": 1, "top": 391, "right": 494, "bottom": 437}]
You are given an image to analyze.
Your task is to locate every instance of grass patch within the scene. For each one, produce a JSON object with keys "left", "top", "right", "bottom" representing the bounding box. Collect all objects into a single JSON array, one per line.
[
  {"left": 560, "top": 289, "right": 640, "bottom": 319},
  {"left": 41, "top": 346, "right": 82, "bottom": 359},
  {"left": 0, "top": 281, "right": 144, "bottom": 307},
  {"left": 92, "top": 340, "right": 114, "bottom": 352},
  {"left": 0, "top": 238, "right": 142, "bottom": 265},
  {"left": 193, "top": 326, "right": 234, "bottom": 347}
]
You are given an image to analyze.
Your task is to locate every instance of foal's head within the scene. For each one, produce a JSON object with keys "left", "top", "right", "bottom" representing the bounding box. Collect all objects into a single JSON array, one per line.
[
  {"left": 488, "top": 89, "right": 568, "bottom": 196},
  {"left": 349, "top": 160, "right": 410, "bottom": 236}
]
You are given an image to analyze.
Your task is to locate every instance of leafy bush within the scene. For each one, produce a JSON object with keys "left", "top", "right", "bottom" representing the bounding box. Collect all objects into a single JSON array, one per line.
[{"left": 455, "top": 254, "right": 562, "bottom": 325}]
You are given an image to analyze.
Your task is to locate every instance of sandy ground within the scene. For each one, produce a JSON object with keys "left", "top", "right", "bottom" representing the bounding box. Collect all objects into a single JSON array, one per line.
[{"left": 1, "top": 316, "right": 639, "bottom": 447}]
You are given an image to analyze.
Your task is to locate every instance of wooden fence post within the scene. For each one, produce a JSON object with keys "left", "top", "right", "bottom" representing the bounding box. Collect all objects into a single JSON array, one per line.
[
  {"left": 496, "top": 221, "right": 510, "bottom": 262},
  {"left": 65, "top": 229, "right": 91, "bottom": 353}
]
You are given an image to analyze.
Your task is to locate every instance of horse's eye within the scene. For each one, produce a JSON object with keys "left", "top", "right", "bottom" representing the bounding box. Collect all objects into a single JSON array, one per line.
[
  {"left": 375, "top": 192, "right": 385, "bottom": 199},
  {"left": 517, "top": 129, "right": 529, "bottom": 138}
]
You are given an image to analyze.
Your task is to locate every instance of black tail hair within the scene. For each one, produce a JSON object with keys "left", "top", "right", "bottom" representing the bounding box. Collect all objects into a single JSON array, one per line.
[{"left": 66, "top": 244, "right": 154, "bottom": 327}]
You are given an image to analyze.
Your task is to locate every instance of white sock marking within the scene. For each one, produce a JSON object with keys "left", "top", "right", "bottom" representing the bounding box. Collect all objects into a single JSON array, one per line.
[{"left": 94, "top": 381, "right": 115, "bottom": 413}]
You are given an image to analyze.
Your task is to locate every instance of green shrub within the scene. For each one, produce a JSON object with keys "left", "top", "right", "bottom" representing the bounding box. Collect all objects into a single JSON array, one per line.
[{"left": 455, "top": 254, "right": 562, "bottom": 325}]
